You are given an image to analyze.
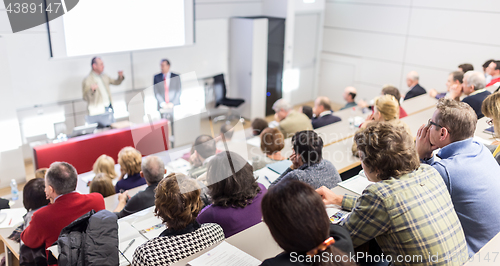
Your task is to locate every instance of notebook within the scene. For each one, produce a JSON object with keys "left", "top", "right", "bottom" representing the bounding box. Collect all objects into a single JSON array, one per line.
[{"left": 266, "top": 160, "right": 292, "bottom": 175}]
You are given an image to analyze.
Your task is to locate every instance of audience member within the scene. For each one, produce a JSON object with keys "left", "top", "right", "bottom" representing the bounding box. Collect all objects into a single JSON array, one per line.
[
  {"left": 381, "top": 85, "right": 408, "bottom": 118},
  {"left": 404, "top": 71, "right": 426, "bottom": 100},
  {"left": 132, "top": 173, "right": 224, "bottom": 265},
  {"left": 252, "top": 128, "right": 286, "bottom": 170},
  {"left": 415, "top": 98, "right": 500, "bottom": 254},
  {"left": 261, "top": 179, "right": 355, "bottom": 266},
  {"left": 486, "top": 60, "right": 500, "bottom": 87},
  {"left": 352, "top": 95, "right": 411, "bottom": 155},
  {"left": 482, "top": 93, "right": 500, "bottom": 164},
  {"left": 115, "top": 156, "right": 165, "bottom": 219},
  {"left": 340, "top": 86, "right": 357, "bottom": 110},
  {"left": 271, "top": 130, "right": 341, "bottom": 189},
  {"left": 449, "top": 70, "right": 491, "bottom": 119},
  {"left": 197, "top": 152, "right": 267, "bottom": 238},
  {"left": 115, "top": 147, "right": 146, "bottom": 193},
  {"left": 251, "top": 118, "right": 268, "bottom": 136},
  {"left": 458, "top": 63, "right": 474, "bottom": 73},
  {"left": 189, "top": 135, "right": 217, "bottom": 178},
  {"left": 21, "top": 162, "right": 105, "bottom": 259},
  {"left": 318, "top": 122, "right": 468, "bottom": 265},
  {"left": 272, "top": 99, "right": 312, "bottom": 138},
  {"left": 34, "top": 168, "right": 48, "bottom": 179},
  {"left": 429, "top": 71, "right": 463, "bottom": 100},
  {"left": 483, "top": 59, "right": 495, "bottom": 85},
  {"left": 311, "top": 96, "right": 341, "bottom": 129},
  {"left": 93, "top": 154, "right": 117, "bottom": 180},
  {"left": 9, "top": 178, "right": 50, "bottom": 243},
  {"left": 89, "top": 173, "right": 116, "bottom": 198},
  {"left": 299, "top": 105, "right": 313, "bottom": 120}
]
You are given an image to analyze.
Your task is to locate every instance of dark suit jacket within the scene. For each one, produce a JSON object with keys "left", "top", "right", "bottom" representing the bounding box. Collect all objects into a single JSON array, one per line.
[
  {"left": 311, "top": 113, "right": 341, "bottom": 129},
  {"left": 115, "top": 182, "right": 158, "bottom": 219},
  {"left": 462, "top": 90, "right": 491, "bottom": 119},
  {"left": 404, "top": 83, "right": 426, "bottom": 101},
  {"left": 260, "top": 224, "right": 354, "bottom": 266},
  {"left": 154, "top": 72, "right": 182, "bottom": 110}
]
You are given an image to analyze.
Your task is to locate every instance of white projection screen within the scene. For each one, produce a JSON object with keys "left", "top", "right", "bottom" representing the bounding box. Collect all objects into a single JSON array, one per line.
[{"left": 48, "top": 0, "right": 194, "bottom": 57}]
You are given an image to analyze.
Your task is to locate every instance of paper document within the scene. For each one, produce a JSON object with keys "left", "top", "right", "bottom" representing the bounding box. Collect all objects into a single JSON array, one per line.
[
  {"left": 338, "top": 175, "right": 374, "bottom": 195},
  {"left": 246, "top": 136, "right": 261, "bottom": 147},
  {"left": 166, "top": 158, "right": 191, "bottom": 175},
  {"left": 0, "top": 208, "right": 27, "bottom": 228},
  {"left": 131, "top": 216, "right": 165, "bottom": 240},
  {"left": 188, "top": 241, "right": 261, "bottom": 266},
  {"left": 254, "top": 167, "right": 280, "bottom": 188},
  {"left": 47, "top": 245, "right": 59, "bottom": 258}
]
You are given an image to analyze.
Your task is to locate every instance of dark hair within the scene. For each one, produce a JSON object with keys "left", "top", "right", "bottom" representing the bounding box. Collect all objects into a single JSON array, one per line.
[
  {"left": 292, "top": 131, "right": 323, "bottom": 165},
  {"left": 46, "top": 162, "right": 78, "bottom": 195},
  {"left": 355, "top": 122, "right": 419, "bottom": 180},
  {"left": 220, "top": 124, "right": 234, "bottom": 139},
  {"left": 260, "top": 128, "right": 285, "bottom": 155},
  {"left": 206, "top": 151, "right": 261, "bottom": 208},
  {"left": 348, "top": 92, "right": 356, "bottom": 100},
  {"left": 154, "top": 173, "right": 202, "bottom": 231},
  {"left": 91, "top": 57, "right": 99, "bottom": 66},
  {"left": 450, "top": 71, "right": 464, "bottom": 84},
  {"left": 193, "top": 135, "right": 216, "bottom": 159},
  {"left": 89, "top": 173, "right": 116, "bottom": 198},
  {"left": 161, "top": 59, "right": 170, "bottom": 66},
  {"left": 262, "top": 179, "right": 354, "bottom": 266},
  {"left": 251, "top": 118, "right": 268, "bottom": 136},
  {"left": 483, "top": 59, "right": 495, "bottom": 69},
  {"left": 301, "top": 106, "right": 313, "bottom": 119},
  {"left": 435, "top": 98, "right": 477, "bottom": 142},
  {"left": 23, "top": 178, "right": 50, "bottom": 212},
  {"left": 381, "top": 86, "right": 402, "bottom": 104},
  {"left": 494, "top": 61, "right": 500, "bottom": 71},
  {"left": 458, "top": 63, "right": 474, "bottom": 73}
]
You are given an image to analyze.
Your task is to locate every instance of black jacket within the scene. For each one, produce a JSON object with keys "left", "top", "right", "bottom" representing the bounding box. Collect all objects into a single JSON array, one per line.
[
  {"left": 57, "top": 210, "right": 119, "bottom": 266},
  {"left": 312, "top": 113, "right": 341, "bottom": 129},
  {"left": 404, "top": 83, "right": 426, "bottom": 101},
  {"left": 153, "top": 72, "right": 182, "bottom": 110},
  {"left": 115, "top": 182, "right": 158, "bottom": 219}
]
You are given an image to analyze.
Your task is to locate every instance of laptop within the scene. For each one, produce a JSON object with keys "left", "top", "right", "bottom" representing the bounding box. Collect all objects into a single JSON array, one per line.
[{"left": 71, "top": 123, "right": 98, "bottom": 137}]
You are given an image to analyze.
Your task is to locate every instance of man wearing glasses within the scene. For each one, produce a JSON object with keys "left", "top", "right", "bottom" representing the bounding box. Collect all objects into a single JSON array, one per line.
[{"left": 415, "top": 98, "right": 500, "bottom": 257}]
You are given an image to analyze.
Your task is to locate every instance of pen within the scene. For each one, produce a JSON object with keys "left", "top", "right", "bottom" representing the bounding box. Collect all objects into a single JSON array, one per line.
[
  {"left": 264, "top": 176, "right": 272, "bottom": 184},
  {"left": 8, "top": 218, "right": 12, "bottom": 225},
  {"left": 122, "top": 239, "right": 135, "bottom": 254}
]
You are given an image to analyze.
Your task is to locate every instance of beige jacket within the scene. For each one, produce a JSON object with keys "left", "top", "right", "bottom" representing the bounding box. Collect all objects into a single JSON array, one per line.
[
  {"left": 278, "top": 110, "right": 313, "bottom": 138},
  {"left": 82, "top": 71, "right": 124, "bottom": 115}
]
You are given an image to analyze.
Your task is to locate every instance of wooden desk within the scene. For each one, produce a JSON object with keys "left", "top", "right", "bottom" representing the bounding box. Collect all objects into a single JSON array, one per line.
[
  {"left": 475, "top": 117, "right": 496, "bottom": 142},
  {"left": 400, "top": 107, "right": 436, "bottom": 136},
  {"left": 104, "top": 184, "right": 148, "bottom": 212},
  {"left": 322, "top": 138, "right": 360, "bottom": 174},
  {"left": 401, "top": 94, "right": 437, "bottom": 115},
  {"left": 0, "top": 228, "right": 20, "bottom": 266}
]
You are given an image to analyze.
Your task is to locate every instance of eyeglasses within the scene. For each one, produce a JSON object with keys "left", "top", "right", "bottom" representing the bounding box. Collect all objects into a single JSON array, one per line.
[
  {"left": 487, "top": 119, "right": 494, "bottom": 126},
  {"left": 427, "top": 119, "right": 450, "bottom": 133}
]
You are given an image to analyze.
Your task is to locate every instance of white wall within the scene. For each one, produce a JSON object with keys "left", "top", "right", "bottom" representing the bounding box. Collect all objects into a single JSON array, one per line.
[
  {"left": 0, "top": 0, "right": 263, "bottom": 186},
  {"left": 319, "top": 0, "right": 500, "bottom": 106}
]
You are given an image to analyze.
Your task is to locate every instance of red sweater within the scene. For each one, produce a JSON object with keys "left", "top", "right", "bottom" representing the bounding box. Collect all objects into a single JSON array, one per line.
[
  {"left": 21, "top": 192, "right": 105, "bottom": 261},
  {"left": 486, "top": 76, "right": 500, "bottom": 87},
  {"left": 399, "top": 106, "right": 408, "bottom": 118}
]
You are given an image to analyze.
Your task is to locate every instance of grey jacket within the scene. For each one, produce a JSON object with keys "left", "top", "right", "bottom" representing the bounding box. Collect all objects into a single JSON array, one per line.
[{"left": 270, "top": 159, "right": 341, "bottom": 189}]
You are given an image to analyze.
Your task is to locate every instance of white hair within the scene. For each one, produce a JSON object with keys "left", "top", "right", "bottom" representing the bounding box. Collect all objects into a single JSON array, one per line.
[
  {"left": 407, "top": 71, "right": 419, "bottom": 81},
  {"left": 272, "top": 99, "right": 292, "bottom": 112},
  {"left": 464, "top": 71, "right": 486, "bottom": 90}
]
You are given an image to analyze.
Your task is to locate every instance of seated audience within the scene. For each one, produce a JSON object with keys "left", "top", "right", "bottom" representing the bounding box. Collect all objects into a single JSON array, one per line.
[
  {"left": 483, "top": 59, "right": 495, "bottom": 85},
  {"left": 272, "top": 99, "right": 312, "bottom": 138},
  {"left": 114, "top": 156, "right": 165, "bottom": 218},
  {"left": 89, "top": 173, "right": 116, "bottom": 198},
  {"left": 251, "top": 118, "right": 268, "bottom": 136},
  {"left": 21, "top": 162, "right": 105, "bottom": 259},
  {"left": 458, "top": 63, "right": 474, "bottom": 73},
  {"left": 299, "top": 105, "right": 313, "bottom": 119},
  {"left": 486, "top": 60, "right": 500, "bottom": 87},
  {"left": 188, "top": 135, "right": 217, "bottom": 178},
  {"left": 429, "top": 71, "right": 463, "bottom": 100},
  {"left": 381, "top": 85, "right": 408, "bottom": 118},
  {"left": 9, "top": 178, "right": 50, "bottom": 242},
  {"left": 482, "top": 93, "right": 500, "bottom": 164},
  {"left": 252, "top": 128, "right": 286, "bottom": 170},
  {"left": 449, "top": 70, "right": 491, "bottom": 119},
  {"left": 93, "top": 154, "right": 117, "bottom": 180},
  {"left": 416, "top": 98, "right": 500, "bottom": 254},
  {"left": 352, "top": 94, "right": 411, "bottom": 155},
  {"left": 34, "top": 168, "right": 48, "bottom": 179},
  {"left": 318, "top": 122, "right": 468, "bottom": 265},
  {"left": 340, "top": 86, "right": 357, "bottom": 110},
  {"left": 261, "top": 179, "right": 354, "bottom": 266},
  {"left": 271, "top": 130, "right": 341, "bottom": 189},
  {"left": 197, "top": 151, "right": 267, "bottom": 238},
  {"left": 311, "top": 96, "right": 341, "bottom": 129},
  {"left": 115, "top": 147, "right": 146, "bottom": 193},
  {"left": 403, "top": 71, "right": 426, "bottom": 100},
  {"left": 132, "top": 173, "right": 224, "bottom": 265}
]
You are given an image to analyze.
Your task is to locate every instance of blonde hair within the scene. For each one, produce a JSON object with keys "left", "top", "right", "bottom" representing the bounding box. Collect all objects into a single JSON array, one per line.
[
  {"left": 482, "top": 92, "right": 500, "bottom": 138},
  {"left": 35, "top": 168, "right": 48, "bottom": 179},
  {"left": 93, "top": 155, "right": 117, "bottom": 179},
  {"left": 118, "top": 147, "right": 142, "bottom": 176},
  {"left": 89, "top": 173, "right": 116, "bottom": 198},
  {"left": 374, "top": 94, "right": 399, "bottom": 121}
]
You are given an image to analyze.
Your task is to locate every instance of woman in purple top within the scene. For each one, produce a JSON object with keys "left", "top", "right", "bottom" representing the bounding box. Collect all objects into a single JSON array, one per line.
[{"left": 197, "top": 151, "right": 267, "bottom": 238}]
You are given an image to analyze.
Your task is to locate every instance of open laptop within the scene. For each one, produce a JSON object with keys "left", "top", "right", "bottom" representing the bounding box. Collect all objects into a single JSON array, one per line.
[
  {"left": 85, "top": 111, "right": 115, "bottom": 128},
  {"left": 71, "top": 123, "right": 98, "bottom": 137}
]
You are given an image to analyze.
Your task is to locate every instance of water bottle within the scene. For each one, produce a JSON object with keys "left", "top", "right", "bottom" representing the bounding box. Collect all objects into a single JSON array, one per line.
[
  {"left": 349, "top": 107, "right": 356, "bottom": 129},
  {"left": 10, "top": 179, "right": 19, "bottom": 201}
]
